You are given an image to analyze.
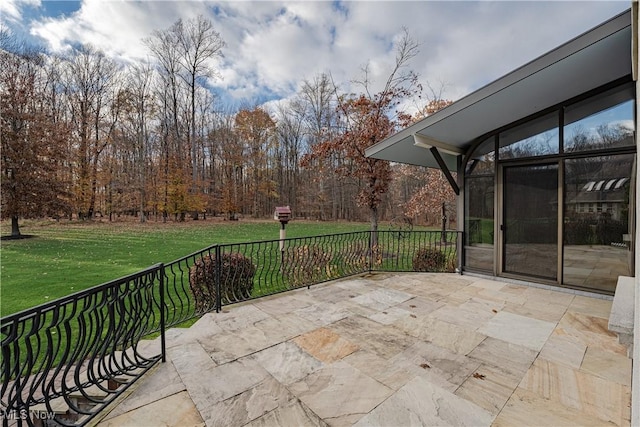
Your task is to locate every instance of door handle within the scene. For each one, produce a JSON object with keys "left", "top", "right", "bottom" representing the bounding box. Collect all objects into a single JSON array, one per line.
[{"left": 500, "top": 224, "right": 506, "bottom": 231}]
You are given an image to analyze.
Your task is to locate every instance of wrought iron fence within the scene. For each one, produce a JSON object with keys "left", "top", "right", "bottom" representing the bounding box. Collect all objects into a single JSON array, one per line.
[
  {"left": 1, "top": 265, "right": 165, "bottom": 426},
  {"left": 162, "top": 230, "right": 460, "bottom": 327},
  {"left": 1, "top": 230, "right": 460, "bottom": 426}
]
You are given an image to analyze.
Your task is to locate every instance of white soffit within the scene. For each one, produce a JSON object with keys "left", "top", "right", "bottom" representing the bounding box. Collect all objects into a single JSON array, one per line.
[{"left": 366, "top": 10, "right": 632, "bottom": 171}]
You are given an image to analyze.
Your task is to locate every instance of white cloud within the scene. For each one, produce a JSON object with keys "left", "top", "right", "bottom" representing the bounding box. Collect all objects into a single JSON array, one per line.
[
  {"left": 1, "top": 0, "right": 40, "bottom": 33},
  {"left": 1, "top": 0, "right": 23, "bottom": 23},
  {"left": 30, "top": 0, "right": 200, "bottom": 59},
  {"left": 1, "top": 0, "right": 40, "bottom": 22},
  {"left": 14, "top": 0, "right": 631, "bottom": 108}
]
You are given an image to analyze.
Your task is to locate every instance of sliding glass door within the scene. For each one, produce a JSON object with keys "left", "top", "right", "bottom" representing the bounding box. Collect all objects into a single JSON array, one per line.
[{"left": 502, "top": 164, "right": 559, "bottom": 280}]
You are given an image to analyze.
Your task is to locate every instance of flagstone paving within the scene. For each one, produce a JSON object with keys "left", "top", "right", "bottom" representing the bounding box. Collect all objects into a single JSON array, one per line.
[{"left": 97, "top": 273, "right": 631, "bottom": 427}]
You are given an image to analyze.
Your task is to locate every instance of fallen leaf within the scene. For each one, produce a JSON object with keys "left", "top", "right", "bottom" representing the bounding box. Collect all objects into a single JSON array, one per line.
[
  {"left": 491, "top": 309, "right": 498, "bottom": 314},
  {"left": 420, "top": 363, "right": 430, "bottom": 369},
  {"left": 409, "top": 305, "right": 417, "bottom": 308},
  {"left": 382, "top": 312, "right": 388, "bottom": 315},
  {"left": 410, "top": 314, "right": 417, "bottom": 318},
  {"left": 473, "top": 372, "right": 486, "bottom": 380}
]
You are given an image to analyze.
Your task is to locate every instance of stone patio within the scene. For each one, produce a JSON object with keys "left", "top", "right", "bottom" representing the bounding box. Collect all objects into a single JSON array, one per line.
[{"left": 95, "top": 273, "right": 631, "bottom": 426}]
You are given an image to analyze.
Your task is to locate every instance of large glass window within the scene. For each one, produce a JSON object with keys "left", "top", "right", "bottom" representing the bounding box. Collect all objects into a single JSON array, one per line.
[
  {"left": 465, "top": 137, "right": 495, "bottom": 271},
  {"left": 462, "top": 82, "right": 635, "bottom": 292},
  {"left": 499, "top": 112, "right": 559, "bottom": 159},
  {"left": 564, "top": 84, "right": 635, "bottom": 152},
  {"left": 563, "top": 153, "right": 634, "bottom": 292}
]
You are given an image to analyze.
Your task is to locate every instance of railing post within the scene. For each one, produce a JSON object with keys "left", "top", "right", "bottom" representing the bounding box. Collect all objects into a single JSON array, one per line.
[
  {"left": 457, "top": 231, "right": 463, "bottom": 274},
  {"left": 215, "top": 245, "right": 222, "bottom": 313},
  {"left": 368, "top": 230, "right": 373, "bottom": 273},
  {"left": 159, "top": 263, "right": 166, "bottom": 363}
]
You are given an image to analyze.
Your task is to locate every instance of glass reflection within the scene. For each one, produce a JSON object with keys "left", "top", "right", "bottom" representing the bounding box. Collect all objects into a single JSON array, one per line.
[
  {"left": 465, "top": 137, "right": 495, "bottom": 271},
  {"left": 499, "top": 113, "right": 559, "bottom": 159},
  {"left": 563, "top": 154, "right": 634, "bottom": 292},
  {"left": 564, "top": 84, "right": 634, "bottom": 153}
]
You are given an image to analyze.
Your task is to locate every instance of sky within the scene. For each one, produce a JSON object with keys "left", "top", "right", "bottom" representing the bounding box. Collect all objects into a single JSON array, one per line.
[{"left": 0, "top": 0, "right": 631, "bottom": 110}]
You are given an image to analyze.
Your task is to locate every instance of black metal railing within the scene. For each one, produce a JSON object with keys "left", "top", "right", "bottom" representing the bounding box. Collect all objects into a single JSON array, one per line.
[
  {"left": 161, "top": 230, "right": 460, "bottom": 327},
  {"left": 1, "top": 265, "right": 165, "bottom": 426},
  {"left": 1, "top": 230, "right": 460, "bottom": 426}
]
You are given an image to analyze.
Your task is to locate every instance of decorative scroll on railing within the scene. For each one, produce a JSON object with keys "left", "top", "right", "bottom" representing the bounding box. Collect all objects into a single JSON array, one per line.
[
  {"left": 1, "top": 230, "right": 461, "bottom": 425},
  {"left": 1, "top": 265, "right": 165, "bottom": 426}
]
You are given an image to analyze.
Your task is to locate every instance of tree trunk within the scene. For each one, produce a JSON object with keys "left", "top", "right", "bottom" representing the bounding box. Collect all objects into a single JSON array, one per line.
[
  {"left": 87, "top": 156, "right": 100, "bottom": 220},
  {"left": 11, "top": 216, "right": 21, "bottom": 237},
  {"left": 369, "top": 206, "right": 379, "bottom": 254},
  {"left": 370, "top": 205, "right": 379, "bottom": 232},
  {"left": 108, "top": 183, "right": 113, "bottom": 222},
  {"left": 139, "top": 196, "right": 147, "bottom": 223}
]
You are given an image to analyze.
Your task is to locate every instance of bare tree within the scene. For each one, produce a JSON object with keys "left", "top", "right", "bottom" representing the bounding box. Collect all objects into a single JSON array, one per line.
[
  {"left": 298, "top": 73, "right": 340, "bottom": 219},
  {"left": 274, "top": 100, "right": 305, "bottom": 212},
  {"left": 144, "top": 24, "right": 183, "bottom": 153},
  {"left": 175, "top": 15, "right": 225, "bottom": 192},
  {"left": 145, "top": 16, "right": 224, "bottom": 220},
  {"left": 62, "top": 45, "right": 120, "bottom": 219},
  {"left": 117, "top": 61, "right": 155, "bottom": 222},
  {"left": 146, "top": 24, "right": 184, "bottom": 221}
]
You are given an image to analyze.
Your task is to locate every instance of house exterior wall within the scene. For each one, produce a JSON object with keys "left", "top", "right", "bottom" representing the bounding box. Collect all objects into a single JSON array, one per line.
[{"left": 631, "top": 1, "right": 639, "bottom": 425}]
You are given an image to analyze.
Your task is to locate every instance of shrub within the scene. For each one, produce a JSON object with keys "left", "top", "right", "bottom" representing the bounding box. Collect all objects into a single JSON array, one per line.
[
  {"left": 412, "top": 247, "right": 448, "bottom": 272},
  {"left": 595, "top": 219, "right": 627, "bottom": 245},
  {"left": 564, "top": 219, "right": 594, "bottom": 245},
  {"left": 282, "top": 244, "right": 333, "bottom": 287},
  {"left": 342, "top": 242, "right": 383, "bottom": 272},
  {"left": 564, "top": 217, "right": 627, "bottom": 246},
  {"left": 189, "top": 252, "right": 256, "bottom": 312}
]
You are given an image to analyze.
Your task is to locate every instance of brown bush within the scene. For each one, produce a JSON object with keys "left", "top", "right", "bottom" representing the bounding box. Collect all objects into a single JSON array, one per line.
[
  {"left": 189, "top": 253, "right": 256, "bottom": 312},
  {"left": 412, "top": 247, "right": 450, "bottom": 272},
  {"left": 342, "top": 242, "right": 383, "bottom": 271},
  {"left": 282, "top": 245, "right": 333, "bottom": 287}
]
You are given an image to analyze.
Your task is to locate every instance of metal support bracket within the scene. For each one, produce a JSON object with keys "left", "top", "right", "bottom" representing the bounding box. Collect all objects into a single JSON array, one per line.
[{"left": 429, "top": 146, "right": 460, "bottom": 195}]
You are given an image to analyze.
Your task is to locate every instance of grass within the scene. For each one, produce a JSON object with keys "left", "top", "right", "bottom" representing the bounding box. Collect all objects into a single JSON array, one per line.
[
  {"left": 1, "top": 218, "right": 454, "bottom": 380},
  {"left": 468, "top": 218, "right": 494, "bottom": 244},
  {"left": 0, "top": 218, "right": 371, "bottom": 317}
]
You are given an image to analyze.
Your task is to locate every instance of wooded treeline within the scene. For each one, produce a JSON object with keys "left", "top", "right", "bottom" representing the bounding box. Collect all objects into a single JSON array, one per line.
[{"left": 1, "top": 17, "right": 454, "bottom": 237}]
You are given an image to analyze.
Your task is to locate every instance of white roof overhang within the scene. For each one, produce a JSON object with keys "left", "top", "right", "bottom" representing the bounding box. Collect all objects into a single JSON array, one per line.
[{"left": 365, "top": 9, "right": 632, "bottom": 171}]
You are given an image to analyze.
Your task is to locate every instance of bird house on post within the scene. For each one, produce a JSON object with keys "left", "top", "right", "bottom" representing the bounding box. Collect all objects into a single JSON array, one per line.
[
  {"left": 274, "top": 206, "right": 291, "bottom": 227},
  {"left": 274, "top": 206, "right": 291, "bottom": 252}
]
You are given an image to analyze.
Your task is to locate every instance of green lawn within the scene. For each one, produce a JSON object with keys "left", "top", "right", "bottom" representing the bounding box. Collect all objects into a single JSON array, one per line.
[{"left": 0, "top": 218, "right": 371, "bottom": 317}]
